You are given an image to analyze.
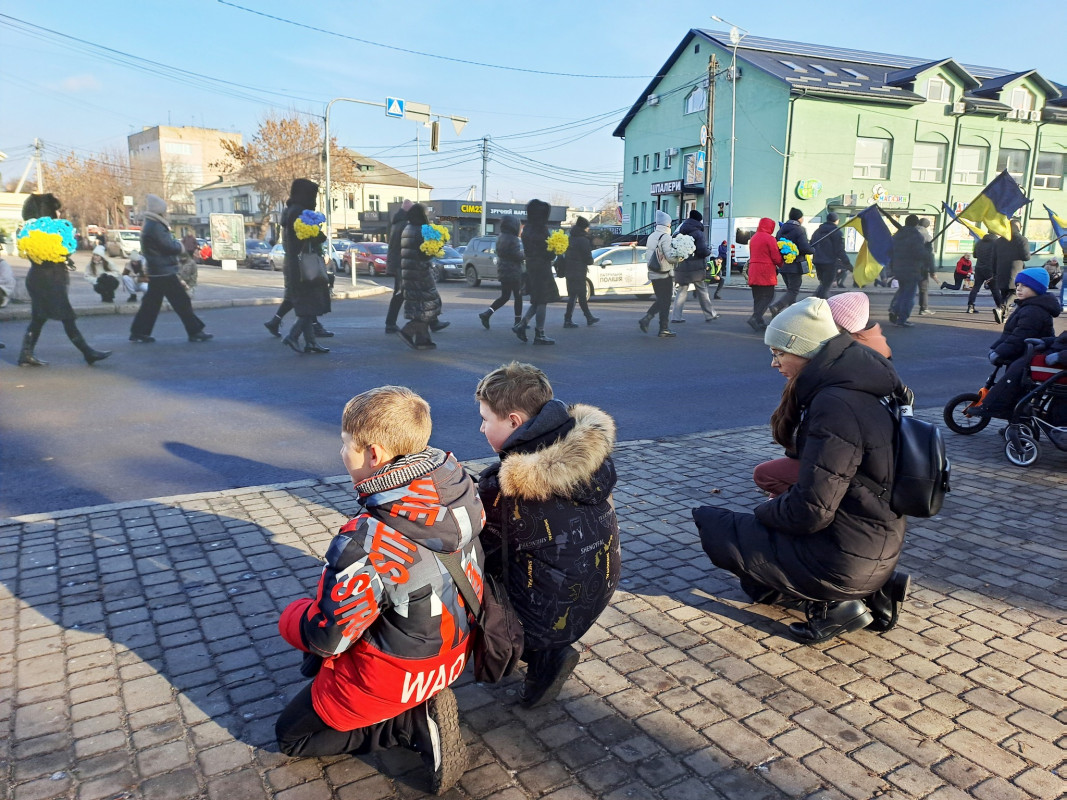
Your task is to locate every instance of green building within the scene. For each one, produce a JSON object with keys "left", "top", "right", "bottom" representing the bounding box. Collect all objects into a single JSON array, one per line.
[{"left": 614, "top": 30, "right": 1067, "bottom": 264}]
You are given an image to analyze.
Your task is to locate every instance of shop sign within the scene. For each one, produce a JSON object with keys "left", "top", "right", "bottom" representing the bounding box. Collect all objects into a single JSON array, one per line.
[
  {"left": 650, "top": 180, "right": 682, "bottom": 195},
  {"left": 872, "top": 184, "right": 909, "bottom": 205},
  {"left": 795, "top": 179, "right": 823, "bottom": 200}
]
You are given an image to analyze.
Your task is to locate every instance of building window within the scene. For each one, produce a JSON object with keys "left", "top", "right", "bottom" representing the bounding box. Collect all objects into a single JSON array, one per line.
[
  {"left": 954, "top": 145, "right": 988, "bottom": 185},
  {"left": 234, "top": 194, "right": 251, "bottom": 213},
  {"left": 1009, "top": 87, "right": 1035, "bottom": 113},
  {"left": 640, "top": 201, "right": 647, "bottom": 227},
  {"left": 853, "top": 137, "right": 891, "bottom": 179},
  {"left": 1035, "top": 151, "right": 1065, "bottom": 189},
  {"left": 926, "top": 77, "right": 952, "bottom": 103},
  {"left": 633, "top": 156, "right": 639, "bottom": 174},
  {"left": 393, "top": 196, "right": 404, "bottom": 203},
  {"left": 197, "top": 199, "right": 203, "bottom": 214},
  {"left": 996, "top": 148, "right": 1029, "bottom": 183},
  {"left": 664, "top": 150, "right": 673, "bottom": 169},
  {"left": 912, "top": 142, "right": 947, "bottom": 182},
  {"left": 842, "top": 68, "right": 869, "bottom": 80},
  {"left": 368, "top": 194, "right": 381, "bottom": 212},
  {"left": 631, "top": 203, "right": 637, "bottom": 226},
  {"left": 779, "top": 60, "right": 807, "bottom": 73},
  {"left": 684, "top": 85, "right": 707, "bottom": 115},
  {"left": 811, "top": 64, "right": 836, "bottom": 76},
  {"left": 643, "top": 155, "right": 650, "bottom": 172},
  {"left": 347, "top": 192, "right": 356, "bottom": 210},
  {"left": 654, "top": 153, "right": 661, "bottom": 171}
]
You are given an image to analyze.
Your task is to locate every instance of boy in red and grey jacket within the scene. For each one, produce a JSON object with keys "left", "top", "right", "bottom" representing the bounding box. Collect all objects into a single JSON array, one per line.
[{"left": 275, "top": 386, "right": 485, "bottom": 795}]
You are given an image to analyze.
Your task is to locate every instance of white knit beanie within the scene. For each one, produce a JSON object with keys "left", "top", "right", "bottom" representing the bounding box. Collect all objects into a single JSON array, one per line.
[{"left": 764, "top": 297, "right": 840, "bottom": 359}]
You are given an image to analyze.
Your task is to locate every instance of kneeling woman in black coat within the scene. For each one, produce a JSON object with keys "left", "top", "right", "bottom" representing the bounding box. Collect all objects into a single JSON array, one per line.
[{"left": 694, "top": 298, "right": 911, "bottom": 644}]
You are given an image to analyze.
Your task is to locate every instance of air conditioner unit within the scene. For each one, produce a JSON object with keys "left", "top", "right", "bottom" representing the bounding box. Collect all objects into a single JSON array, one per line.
[
  {"left": 666, "top": 147, "right": 680, "bottom": 157},
  {"left": 647, "top": 94, "right": 660, "bottom": 106},
  {"left": 1006, "top": 108, "right": 1021, "bottom": 120},
  {"left": 1029, "top": 110, "right": 1042, "bottom": 121},
  {"left": 951, "top": 101, "right": 967, "bottom": 114}
]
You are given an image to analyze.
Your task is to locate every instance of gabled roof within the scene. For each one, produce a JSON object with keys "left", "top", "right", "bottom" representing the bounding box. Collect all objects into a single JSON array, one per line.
[
  {"left": 613, "top": 30, "right": 1066, "bottom": 138},
  {"left": 885, "top": 58, "right": 979, "bottom": 90},
  {"left": 970, "top": 69, "right": 1061, "bottom": 100}
]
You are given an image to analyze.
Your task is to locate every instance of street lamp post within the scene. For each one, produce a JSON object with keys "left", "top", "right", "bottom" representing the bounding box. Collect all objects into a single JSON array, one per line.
[{"left": 711, "top": 16, "right": 748, "bottom": 288}]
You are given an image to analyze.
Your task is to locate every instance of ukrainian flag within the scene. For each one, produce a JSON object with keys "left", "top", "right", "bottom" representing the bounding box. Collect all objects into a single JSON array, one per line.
[
  {"left": 843, "top": 205, "right": 893, "bottom": 288},
  {"left": 1045, "top": 205, "right": 1067, "bottom": 251},
  {"left": 958, "top": 171, "right": 1030, "bottom": 239},
  {"left": 942, "top": 202, "right": 984, "bottom": 241}
]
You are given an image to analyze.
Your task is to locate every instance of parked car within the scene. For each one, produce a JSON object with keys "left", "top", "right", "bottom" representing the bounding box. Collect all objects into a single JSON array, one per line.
[
  {"left": 346, "top": 242, "right": 389, "bottom": 276},
  {"left": 431, "top": 245, "right": 464, "bottom": 282},
  {"left": 269, "top": 243, "right": 285, "bottom": 271},
  {"left": 243, "top": 239, "right": 272, "bottom": 269},
  {"left": 105, "top": 229, "right": 142, "bottom": 258},
  {"left": 551, "top": 244, "right": 654, "bottom": 299},
  {"left": 462, "top": 235, "right": 499, "bottom": 286},
  {"left": 455, "top": 245, "right": 466, "bottom": 256},
  {"left": 330, "top": 239, "right": 357, "bottom": 273}
]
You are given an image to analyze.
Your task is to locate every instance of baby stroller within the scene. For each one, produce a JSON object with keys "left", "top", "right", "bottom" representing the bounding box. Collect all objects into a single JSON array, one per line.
[{"left": 1002, "top": 346, "right": 1067, "bottom": 466}]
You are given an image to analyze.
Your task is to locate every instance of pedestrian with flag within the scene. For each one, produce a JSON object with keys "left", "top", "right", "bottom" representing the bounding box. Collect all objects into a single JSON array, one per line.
[
  {"left": 992, "top": 219, "right": 1031, "bottom": 319},
  {"left": 886, "top": 215, "right": 933, "bottom": 328},
  {"left": 966, "top": 233, "right": 1003, "bottom": 316}
]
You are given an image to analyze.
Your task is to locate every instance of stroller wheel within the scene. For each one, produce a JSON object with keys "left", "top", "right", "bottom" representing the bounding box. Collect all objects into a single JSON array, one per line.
[
  {"left": 944, "top": 392, "right": 991, "bottom": 435},
  {"left": 1004, "top": 426, "right": 1039, "bottom": 466}
]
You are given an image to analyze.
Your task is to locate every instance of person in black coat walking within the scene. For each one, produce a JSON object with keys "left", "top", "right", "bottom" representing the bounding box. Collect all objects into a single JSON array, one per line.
[
  {"left": 670, "top": 210, "right": 719, "bottom": 323},
  {"left": 515, "top": 199, "right": 560, "bottom": 345},
  {"left": 279, "top": 179, "right": 331, "bottom": 355},
  {"left": 130, "top": 194, "right": 213, "bottom": 344},
  {"left": 769, "top": 208, "right": 815, "bottom": 315},
  {"left": 398, "top": 203, "right": 444, "bottom": 350},
  {"left": 886, "top": 215, "right": 934, "bottom": 327},
  {"left": 478, "top": 214, "right": 524, "bottom": 330},
  {"left": 384, "top": 199, "right": 413, "bottom": 334},
  {"left": 562, "top": 216, "right": 599, "bottom": 328},
  {"left": 810, "top": 212, "right": 849, "bottom": 299},
  {"left": 992, "top": 219, "right": 1030, "bottom": 320},
  {"left": 966, "top": 233, "right": 1002, "bottom": 315},
  {"left": 694, "top": 298, "right": 910, "bottom": 644},
  {"left": 16, "top": 193, "right": 111, "bottom": 366}
]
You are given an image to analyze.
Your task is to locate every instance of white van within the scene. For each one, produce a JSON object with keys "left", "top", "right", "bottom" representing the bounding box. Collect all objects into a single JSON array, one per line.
[
  {"left": 708, "top": 217, "right": 757, "bottom": 276},
  {"left": 105, "top": 229, "right": 141, "bottom": 258}
]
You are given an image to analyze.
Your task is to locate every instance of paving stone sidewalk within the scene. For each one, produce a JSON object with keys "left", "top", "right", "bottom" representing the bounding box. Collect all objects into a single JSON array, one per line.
[{"left": 1, "top": 415, "right": 1064, "bottom": 800}]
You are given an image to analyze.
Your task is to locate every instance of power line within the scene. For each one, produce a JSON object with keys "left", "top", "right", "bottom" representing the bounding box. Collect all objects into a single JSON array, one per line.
[{"left": 217, "top": 0, "right": 656, "bottom": 80}]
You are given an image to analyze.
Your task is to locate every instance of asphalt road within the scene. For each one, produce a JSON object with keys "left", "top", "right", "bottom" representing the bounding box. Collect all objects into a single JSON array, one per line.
[{"left": 1, "top": 281, "right": 1002, "bottom": 516}]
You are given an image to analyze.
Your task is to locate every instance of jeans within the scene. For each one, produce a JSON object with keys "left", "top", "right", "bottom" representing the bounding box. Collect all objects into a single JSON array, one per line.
[
  {"left": 130, "top": 274, "right": 204, "bottom": 337},
  {"left": 520, "top": 303, "right": 547, "bottom": 329},
  {"left": 753, "top": 456, "right": 800, "bottom": 497},
  {"left": 565, "top": 282, "right": 592, "bottom": 321},
  {"left": 892, "top": 277, "right": 919, "bottom": 322},
  {"left": 671, "top": 281, "right": 717, "bottom": 320},
  {"left": 918, "top": 277, "right": 930, "bottom": 311},
  {"left": 813, "top": 263, "right": 836, "bottom": 299},
  {"left": 643, "top": 277, "right": 673, "bottom": 329},
  {"left": 490, "top": 276, "right": 523, "bottom": 318},
  {"left": 967, "top": 277, "right": 1004, "bottom": 308},
  {"left": 750, "top": 285, "right": 775, "bottom": 322},
  {"left": 773, "top": 273, "right": 803, "bottom": 310}
]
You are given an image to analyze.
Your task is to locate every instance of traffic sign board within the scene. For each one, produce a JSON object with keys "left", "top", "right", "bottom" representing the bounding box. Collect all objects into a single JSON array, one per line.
[
  {"left": 385, "top": 97, "right": 405, "bottom": 118},
  {"left": 700, "top": 125, "right": 708, "bottom": 146},
  {"left": 695, "top": 151, "right": 706, "bottom": 177}
]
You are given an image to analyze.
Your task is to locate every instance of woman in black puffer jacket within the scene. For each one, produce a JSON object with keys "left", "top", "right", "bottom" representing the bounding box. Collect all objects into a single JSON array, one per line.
[
  {"left": 515, "top": 199, "right": 560, "bottom": 345},
  {"left": 478, "top": 214, "right": 524, "bottom": 330},
  {"left": 280, "top": 179, "right": 331, "bottom": 355},
  {"left": 694, "top": 297, "right": 910, "bottom": 645},
  {"left": 399, "top": 203, "right": 443, "bottom": 350}
]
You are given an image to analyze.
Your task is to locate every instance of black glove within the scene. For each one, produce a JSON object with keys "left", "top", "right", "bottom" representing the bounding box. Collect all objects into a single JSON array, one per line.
[{"left": 989, "top": 351, "right": 1000, "bottom": 365}]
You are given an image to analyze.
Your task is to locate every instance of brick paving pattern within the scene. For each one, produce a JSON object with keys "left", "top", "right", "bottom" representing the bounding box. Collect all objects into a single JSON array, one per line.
[{"left": 1, "top": 413, "right": 1064, "bottom": 799}]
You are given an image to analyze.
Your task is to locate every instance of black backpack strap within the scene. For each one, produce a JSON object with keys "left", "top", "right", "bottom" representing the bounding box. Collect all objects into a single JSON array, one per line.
[
  {"left": 852, "top": 397, "right": 896, "bottom": 499},
  {"left": 438, "top": 551, "right": 482, "bottom": 618}
]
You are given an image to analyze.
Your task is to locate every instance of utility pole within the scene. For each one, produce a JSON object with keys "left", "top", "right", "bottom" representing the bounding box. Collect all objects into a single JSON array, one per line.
[
  {"left": 480, "top": 136, "right": 490, "bottom": 236},
  {"left": 15, "top": 138, "right": 43, "bottom": 194},
  {"left": 703, "top": 56, "right": 717, "bottom": 275}
]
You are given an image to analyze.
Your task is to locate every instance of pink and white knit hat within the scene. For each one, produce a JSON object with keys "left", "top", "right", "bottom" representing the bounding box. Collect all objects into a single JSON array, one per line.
[{"left": 826, "top": 292, "right": 869, "bottom": 333}]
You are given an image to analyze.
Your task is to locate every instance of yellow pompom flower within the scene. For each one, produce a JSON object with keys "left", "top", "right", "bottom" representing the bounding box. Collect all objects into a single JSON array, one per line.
[
  {"left": 18, "top": 229, "right": 70, "bottom": 265},
  {"left": 547, "top": 230, "right": 569, "bottom": 255},
  {"left": 293, "top": 218, "right": 321, "bottom": 240}
]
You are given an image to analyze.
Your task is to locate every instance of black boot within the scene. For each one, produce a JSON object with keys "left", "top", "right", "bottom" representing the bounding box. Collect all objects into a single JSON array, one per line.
[
  {"left": 966, "top": 304, "right": 977, "bottom": 314},
  {"left": 512, "top": 321, "right": 528, "bottom": 343},
  {"left": 585, "top": 314, "right": 600, "bottom": 326},
  {"left": 18, "top": 329, "right": 47, "bottom": 367},
  {"left": 478, "top": 309, "right": 493, "bottom": 329},
  {"left": 638, "top": 314, "right": 652, "bottom": 334},
  {"left": 789, "top": 600, "right": 873, "bottom": 644},
  {"left": 68, "top": 329, "right": 112, "bottom": 365},
  {"left": 282, "top": 321, "right": 303, "bottom": 353},
  {"left": 658, "top": 327, "right": 676, "bottom": 338},
  {"left": 265, "top": 315, "right": 283, "bottom": 337},
  {"left": 532, "top": 328, "right": 555, "bottom": 345},
  {"left": 992, "top": 306, "right": 1004, "bottom": 324},
  {"left": 563, "top": 316, "right": 579, "bottom": 329},
  {"left": 312, "top": 322, "right": 335, "bottom": 338},
  {"left": 429, "top": 320, "right": 450, "bottom": 332},
  {"left": 863, "top": 572, "right": 910, "bottom": 633}
]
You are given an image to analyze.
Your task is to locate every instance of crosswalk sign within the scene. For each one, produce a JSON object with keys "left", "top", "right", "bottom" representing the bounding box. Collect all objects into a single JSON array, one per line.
[{"left": 385, "top": 97, "right": 405, "bottom": 118}]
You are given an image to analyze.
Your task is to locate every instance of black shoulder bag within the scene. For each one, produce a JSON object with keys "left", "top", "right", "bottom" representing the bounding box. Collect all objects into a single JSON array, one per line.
[{"left": 438, "top": 509, "right": 524, "bottom": 683}]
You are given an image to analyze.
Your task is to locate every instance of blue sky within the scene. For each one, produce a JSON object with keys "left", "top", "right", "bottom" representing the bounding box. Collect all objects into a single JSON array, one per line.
[{"left": 2, "top": 1, "right": 1064, "bottom": 208}]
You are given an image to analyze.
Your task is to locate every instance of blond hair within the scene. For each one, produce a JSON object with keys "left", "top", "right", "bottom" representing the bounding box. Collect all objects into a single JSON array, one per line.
[
  {"left": 341, "top": 386, "right": 431, "bottom": 454},
  {"left": 475, "top": 362, "right": 553, "bottom": 419}
]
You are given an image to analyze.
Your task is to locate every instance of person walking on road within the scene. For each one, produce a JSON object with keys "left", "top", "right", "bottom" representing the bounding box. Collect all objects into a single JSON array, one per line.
[
  {"left": 514, "top": 199, "right": 559, "bottom": 345},
  {"left": 638, "top": 210, "right": 677, "bottom": 337},
  {"left": 992, "top": 219, "right": 1030, "bottom": 321},
  {"left": 384, "top": 199, "right": 413, "bottom": 334},
  {"left": 129, "top": 195, "right": 212, "bottom": 344},
  {"left": 886, "top": 215, "right": 932, "bottom": 328},
  {"left": 769, "top": 208, "right": 815, "bottom": 316},
  {"left": 398, "top": 203, "right": 445, "bottom": 350},
  {"left": 16, "top": 193, "right": 111, "bottom": 366},
  {"left": 746, "top": 217, "right": 784, "bottom": 332},
  {"left": 811, "top": 212, "right": 849, "bottom": 299},
  {"left": 478, "top": 214, "right": 524, "bottom": 330},
  {"left": 562, "top": 216, "right": 599, "bottom": 329},
  {"left": 670, "top": 210, "right": 718, "bottom": 324},
  {"left": 916, "top": 218, "right": 938, "bottom": 316},
  {"left": 279, "top": 179, "right": 331, "bottom": 355},
  {"left": 966, "top": 232, "right": 1003, "bottom": 316}
]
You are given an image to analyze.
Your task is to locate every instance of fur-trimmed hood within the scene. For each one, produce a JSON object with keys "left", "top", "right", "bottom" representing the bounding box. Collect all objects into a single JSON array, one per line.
[{"left": 497, "top": 402, "right": 616, "bottom": 503}]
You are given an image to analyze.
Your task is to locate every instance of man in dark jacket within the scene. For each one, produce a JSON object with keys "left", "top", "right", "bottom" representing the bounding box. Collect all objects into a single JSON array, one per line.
[
  {"left": 562, "top": 216, "right": 599, "bottom": 328},
  {"left": 384, "top": 200, "right": 413, "bottom": 334},
  {"left": 967, "top": 233, "right": 1002, "bottom": 315},
  {"left": 992, "top": 219, "right": 1030, "bottom": 321},
  {"left": 886, "top": 215, "right": 933, "bottom": 327},
  {"left": 478, "top": 215, "right": 524, "bottom": 329},
  {"left": 770, "top": 208, "right": 815, "bottom": 315},
  {"left": 811, "top": 212, "right": 849, "bottom": 299},
  {"left": 130, "top": 194, "right": 212, "bottom": 343}
]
